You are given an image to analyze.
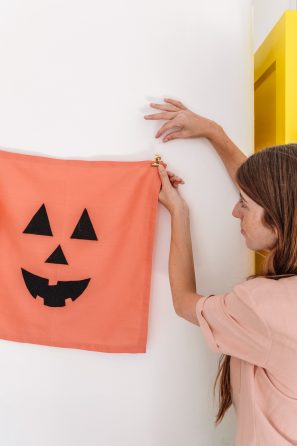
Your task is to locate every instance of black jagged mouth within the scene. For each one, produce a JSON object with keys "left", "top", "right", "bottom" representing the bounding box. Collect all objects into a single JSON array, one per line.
[{"left": 21, "top": 268, "right": 91, "bottom": 307}]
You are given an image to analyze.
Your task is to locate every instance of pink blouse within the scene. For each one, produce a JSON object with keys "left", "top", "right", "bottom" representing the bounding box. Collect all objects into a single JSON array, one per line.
[{"left": 196, "top": 276, "right": 297, "bottom": 445}]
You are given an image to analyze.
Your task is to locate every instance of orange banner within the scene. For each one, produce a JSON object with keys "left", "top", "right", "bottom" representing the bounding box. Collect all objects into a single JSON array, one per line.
[{"left": 0, "top": 149, "right": 161, "bottom": 353}]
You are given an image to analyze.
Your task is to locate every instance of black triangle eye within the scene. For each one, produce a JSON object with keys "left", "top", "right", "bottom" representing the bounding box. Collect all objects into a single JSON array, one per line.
[
  {"left": 23, "top": 204, "right": 53, "bottom": 236},
  {"left": 70, "top": 209, "right": 98, "bottom": 241}
]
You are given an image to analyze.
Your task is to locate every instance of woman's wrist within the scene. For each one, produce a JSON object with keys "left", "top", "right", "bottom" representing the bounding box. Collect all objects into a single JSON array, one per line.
[
  {"left": 170, "top": 200, "right": 189, "bottom": 218},
  {"left": 204, "top": 119, "right": 224, "bottom": 142}
]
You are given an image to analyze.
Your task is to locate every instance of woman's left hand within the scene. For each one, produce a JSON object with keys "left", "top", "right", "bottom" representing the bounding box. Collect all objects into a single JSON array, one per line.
[{"left": 158, "top": 165, "right": 188, "bottom": 214}]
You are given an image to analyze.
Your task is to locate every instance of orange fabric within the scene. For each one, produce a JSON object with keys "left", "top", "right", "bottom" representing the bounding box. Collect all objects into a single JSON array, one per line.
[{"left": 0, "top": 149, "right": 162, "bottom": 353}]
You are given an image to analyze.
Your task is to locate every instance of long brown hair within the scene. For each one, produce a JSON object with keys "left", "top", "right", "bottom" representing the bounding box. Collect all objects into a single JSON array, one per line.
[{"left": 214, "top": 143, "right": 297, "bottom": 425}]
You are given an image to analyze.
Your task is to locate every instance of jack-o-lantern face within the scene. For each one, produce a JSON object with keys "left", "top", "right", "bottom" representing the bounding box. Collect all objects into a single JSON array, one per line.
[
  {"left": 0, "top": 151, "right": 162, "bottom": 352},
  {"left": 21, "top": 204, "right": 98, "bottom": 307}
]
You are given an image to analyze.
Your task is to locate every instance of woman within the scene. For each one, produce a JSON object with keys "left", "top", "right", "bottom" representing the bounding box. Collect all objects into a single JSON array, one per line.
[{"left": 144, "top": 98, "right": 297, "bottom": 445}]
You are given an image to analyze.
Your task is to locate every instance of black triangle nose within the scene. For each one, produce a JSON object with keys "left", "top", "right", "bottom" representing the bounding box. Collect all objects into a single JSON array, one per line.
[{"left": 45, "top": 245, "right": 68, "bottom": 265}]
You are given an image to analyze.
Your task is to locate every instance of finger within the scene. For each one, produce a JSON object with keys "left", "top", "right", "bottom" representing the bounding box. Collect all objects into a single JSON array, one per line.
[
  {"left": 163, "top": 131, "right": 185, "bottom": 142},
  {"left": 144, "top": 111, "right": 178, "bottom": 120},
  {"left": 149, "top": 103, "right": 179, "bottom": 112},
  {"left": 168, "top": 173, "right": 180, "bottom": 181},
  {"left": 164, "top": 98, "right": 187, "bottom": 110},
  {"left": 174, "top": 177, "right": 185, "bottom": 184},
  {"left": 170, "top": 176, "right": 185, "bottom": 184},
  {"left": 166, "top": 170, "right": 185, "bottom": 183},
  {"left": 158, "top": 165, "right": 172, "bottom": 187},
  {"left": 166, "top": 171, "right": 179, "bottom": 177},
  {"left": 156, "top": 122, "right": 182, "bottom": 138},
  {"left": 166, "top": 171, "right": 175, "bottom": 178}
]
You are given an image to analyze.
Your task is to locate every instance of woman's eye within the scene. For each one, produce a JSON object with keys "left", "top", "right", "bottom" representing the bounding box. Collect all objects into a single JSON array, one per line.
[{"left": 239, "top": 199, "right": 247, "bottom": 208}]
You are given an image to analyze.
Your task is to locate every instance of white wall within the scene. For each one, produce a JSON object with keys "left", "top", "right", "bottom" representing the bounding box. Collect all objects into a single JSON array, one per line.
[
  {"left": 0, "top": 1, "right": 253, "bottom": 445},
  {"left": 253, "top": 0, "right": 297, "bottom": 50}
]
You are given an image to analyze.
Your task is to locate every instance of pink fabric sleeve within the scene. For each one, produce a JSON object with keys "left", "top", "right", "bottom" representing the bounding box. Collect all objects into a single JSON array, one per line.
[{"left": 196, "top": 281, "right": 272, "bottom": 367}]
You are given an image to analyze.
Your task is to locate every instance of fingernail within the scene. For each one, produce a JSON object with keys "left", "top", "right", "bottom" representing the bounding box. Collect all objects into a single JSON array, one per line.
[{"left": 158, "top": 164, "right": 165, "bottom": 171}]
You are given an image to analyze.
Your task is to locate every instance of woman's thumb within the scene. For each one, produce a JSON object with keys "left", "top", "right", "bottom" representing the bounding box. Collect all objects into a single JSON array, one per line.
[{"left": 158, "top": 164, "right": 170, "bottom": 186}]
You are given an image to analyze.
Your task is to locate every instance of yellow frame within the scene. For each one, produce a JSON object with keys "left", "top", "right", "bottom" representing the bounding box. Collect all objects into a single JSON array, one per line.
[
  {"left": 255, "top": 10, "right": 297, "bottom": 146},
  {"left": 254, "top": 11, "right": 297, "bottom": 273}
]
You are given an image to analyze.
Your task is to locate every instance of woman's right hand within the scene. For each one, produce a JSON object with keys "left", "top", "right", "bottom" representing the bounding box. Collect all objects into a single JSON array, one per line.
[{"left": 144, "top": 98, "right": 218, "bottom": 142}]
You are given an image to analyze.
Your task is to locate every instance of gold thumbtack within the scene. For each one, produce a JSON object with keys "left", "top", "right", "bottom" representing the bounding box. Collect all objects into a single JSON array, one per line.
[{"left": 151, "top": 154, "right": 162, "bottom": 166}]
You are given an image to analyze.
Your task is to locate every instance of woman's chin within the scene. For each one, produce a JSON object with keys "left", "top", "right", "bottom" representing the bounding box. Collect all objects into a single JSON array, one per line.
[{"left": 243, "top": 236, "right": 254, "bottom": 250}]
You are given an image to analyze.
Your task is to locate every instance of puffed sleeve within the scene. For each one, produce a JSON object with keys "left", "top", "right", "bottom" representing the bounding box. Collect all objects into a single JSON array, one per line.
[{"left": 196, "top": 280, "right": 272, "bottom": 367}]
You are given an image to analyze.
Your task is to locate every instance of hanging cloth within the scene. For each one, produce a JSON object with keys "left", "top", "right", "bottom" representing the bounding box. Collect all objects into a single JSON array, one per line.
[{"left": 0, "top": 149, "right": 163, "bottom": 353}]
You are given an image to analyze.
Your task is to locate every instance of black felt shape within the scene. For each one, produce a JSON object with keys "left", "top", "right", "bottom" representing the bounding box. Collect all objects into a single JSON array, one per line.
[
  {"left": 23, "top": 204, "right": 53, "bottom": 236},
  {"left": 45, "top": 245, "right": 68, "bottom": 265},
  {"left": 21, "top": 268, "right": 90, "bottom": 307},
  {"left": 70, "top": 208, "right": 98, "bottom": 240}
]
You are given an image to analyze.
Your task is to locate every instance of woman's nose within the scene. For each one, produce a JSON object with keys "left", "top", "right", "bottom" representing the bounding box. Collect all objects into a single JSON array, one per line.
[{"left": 232, "top": 203, "right": 240, "bottom": 218}]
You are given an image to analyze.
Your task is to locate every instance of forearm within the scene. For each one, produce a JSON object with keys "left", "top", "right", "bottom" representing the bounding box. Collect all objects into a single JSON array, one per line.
[
  {"left": 206, "top": 121, "right": 248, "bottom": 186},
  {"left": 169, "top": 203, "right": 197, "bottom": 314}
]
